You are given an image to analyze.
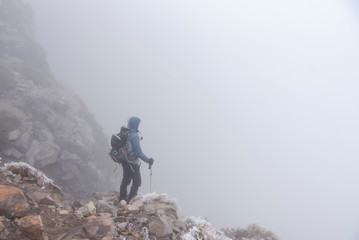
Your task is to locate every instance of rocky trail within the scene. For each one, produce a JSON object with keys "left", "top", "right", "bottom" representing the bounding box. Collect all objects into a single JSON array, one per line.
[{"left": 0, "top": 162, "right": 229, "bottom": 240}]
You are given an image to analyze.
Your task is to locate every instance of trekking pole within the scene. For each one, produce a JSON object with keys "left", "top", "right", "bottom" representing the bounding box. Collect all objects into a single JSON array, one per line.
[{"left": 149, "top": 165, "right": 153, "bottom": 193}]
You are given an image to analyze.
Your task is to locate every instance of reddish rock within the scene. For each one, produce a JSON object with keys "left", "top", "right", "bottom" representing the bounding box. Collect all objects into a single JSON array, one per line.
[
  {"left": 0, "top": 185, "right": 30, "bottom": 218},
  {"left": 19, "top": 215, "right": 44, "bottom": 240}
]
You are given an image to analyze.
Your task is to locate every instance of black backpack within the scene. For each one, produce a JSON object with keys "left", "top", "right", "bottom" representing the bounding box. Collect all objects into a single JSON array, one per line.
[{"left": 108, "top": 126, "right": 136, "bottom": 164}]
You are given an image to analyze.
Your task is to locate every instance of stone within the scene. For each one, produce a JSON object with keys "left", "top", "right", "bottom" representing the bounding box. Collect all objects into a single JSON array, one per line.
[
  {"left": 33, "top": 122, "right": 54, "bottom": 142},
  {"left": 19, "top": 215, "right": 43, "bottom": 240},
  {"left": 99, "top": 213, "right": 112, "bottom": 218},
  {"left": 119, "top": 200, "right": 127, "bottom": 208},
  {"left": 8, "top": 130, "right": 21, "bottom": 141},
  {"left": 63, "top": 204, "right": 74, "bottom": 212},
  {"left": 173, "top": 226, "right": 181, "bottom": 233},
  {"left": 26, "top": 191, "right": 56, "bottom": 205},
  {"left": 14, "top": 174, "right": 21, "bottom": 183},
  {"left": 26, "top": 191, "right": 48, "bottom": 203},
  {"left": 0, "top": 185, "right": 30, "bottom": 218},
  {"left": 127, "top": 205, "right": 139, "bottom": 214},
  {"left": 15, "top": 131, "right": 32, "bottom": 153},
  {"left": 2, "top": 147, "right": 23, "bottom": 159},
  {"left": 59, "top": 210, "right": 69, "bottom": 215},
  {"left": 40, "top": 195, "right": 56, "bottom": 205},
  {"left": 83, "top": 217, "right": 115, "bottom": 239},
  {"left": 131, "top": 199, "right": 144, "bottom": 208},
  {"left": 97, "top": 200, "right": 117, "bottom": 217},
  {"left": 116, "top": 222, "right": 128, "bottom": 232},
  {"left": 25, "top": 140, "right": 60, "bottom": 168},
  {"left": 144, "top": 204, "right": 156, "bottom": 215},
  {"left": 72, "top": 200, "right": 86, "bottom": 208},
  {"left": 149, "top": 215, "right": 174, "bottom": 238},
  {"left": 86, "top": 215, "right": 97, "bottom": 221},
  {"left": 76, "top": 201, "right": 96, "bottom": 217},
  {"left": 174, "top": 220, "right": 186, "bottom": 230},
  {"left": 131, "top": 232, "right": 140, "bottom": 238},
  {"left": 36, "top": 178, "right": 43, "bottom": 186}
]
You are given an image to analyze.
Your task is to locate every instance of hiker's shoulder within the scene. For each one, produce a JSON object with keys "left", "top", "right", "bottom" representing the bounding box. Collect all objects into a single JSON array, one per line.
[{"left": 128, "top": 131, "right": 139, "bottom": 139}]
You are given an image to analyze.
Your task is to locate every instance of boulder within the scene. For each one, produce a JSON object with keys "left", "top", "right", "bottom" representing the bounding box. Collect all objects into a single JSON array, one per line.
[
  {"left": 119, "top": 200, "right": 127, "bottom": 208},
  {"left": 127, "top": 204, "right": 139, "bottom": 214},
  {"left": 116, "top": 222, "right": 128, "bottom": 232},
  {"left": 2, "top": 147, "right": 23, "bottom": 159},
  {"left": 15, "top": 131, "right": 32, "bottom": 153},
  {"left": 26, "top": 191, "right": 55, "bottom": 205},
  {"left": 144, "top": 204, "right": 156, "bottom": 215},
  {"left": 8, "top": 129, "right": 21, "bottom": 141},
  {"left": 19, "top": 215, "right": 43, "bottom": 240},
  {"left": 76, "top": 201, "right": 96, "bottom": 217},
  {"left": 0, "top": 185, "right": 30, "bottom": 218},
  {"left": 97, "top": 200, "right": 117, "bottom": 217},
  {"left": 149, "top": 215, "right": 174, "bottom": 238},
  {"left": 83, "top": 217, "right": 115, "bottom": 240},
  {"left": 26, "top": 140, "right": 60, "bottom": 168}
]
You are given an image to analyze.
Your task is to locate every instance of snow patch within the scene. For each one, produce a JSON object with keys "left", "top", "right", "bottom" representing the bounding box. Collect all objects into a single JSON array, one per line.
[
  {"left": 1, "top": 161, "right": 60, "bottom": 189},
  {"left": 135, "top": 192, "right": 181, "bottom": 212},
  {"left": 182, "top": 216, "right": 230, "bottom": 240}
]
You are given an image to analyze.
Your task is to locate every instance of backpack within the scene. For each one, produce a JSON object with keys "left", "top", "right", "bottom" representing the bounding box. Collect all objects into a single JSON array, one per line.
[{"left": 108, "top": 126, "right": 136, "bottom": 164}]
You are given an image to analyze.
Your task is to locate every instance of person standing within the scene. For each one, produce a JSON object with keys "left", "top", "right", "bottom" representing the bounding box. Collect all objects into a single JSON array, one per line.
[{"left": 119, "top": 116, "right": 154, "bottom": 204}]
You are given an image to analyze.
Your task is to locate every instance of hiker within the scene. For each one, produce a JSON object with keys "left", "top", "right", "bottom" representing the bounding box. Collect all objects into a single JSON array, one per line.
[{"left": 119, "top": 116, "right": 154, "bottom": 204}]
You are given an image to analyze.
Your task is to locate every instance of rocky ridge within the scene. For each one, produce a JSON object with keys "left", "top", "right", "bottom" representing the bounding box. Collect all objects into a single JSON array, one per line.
[
  {"left": 0, "top": 0, "right": 119, "bottom": 200},
  {"left": 0, "top": 161, "right": 236, "bottom": 240}
]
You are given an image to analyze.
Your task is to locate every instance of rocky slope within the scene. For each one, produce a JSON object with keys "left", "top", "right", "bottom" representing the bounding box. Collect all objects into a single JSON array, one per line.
[
  {"left": 0, "top": 0, "right": 119, "bottom": 200},
  {"left": 0, "top": 162, "right": 279, "bottom": 240}
]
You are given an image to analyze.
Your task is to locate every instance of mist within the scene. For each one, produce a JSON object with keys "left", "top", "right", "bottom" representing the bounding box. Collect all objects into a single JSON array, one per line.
[{"left": 25, "top": 1, "right": 359, "bottom": 239}]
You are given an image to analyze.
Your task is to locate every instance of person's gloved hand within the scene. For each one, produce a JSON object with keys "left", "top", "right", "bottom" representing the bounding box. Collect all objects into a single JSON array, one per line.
[{"left": 148, "top": 158, "right": 154, "bottom": 168}]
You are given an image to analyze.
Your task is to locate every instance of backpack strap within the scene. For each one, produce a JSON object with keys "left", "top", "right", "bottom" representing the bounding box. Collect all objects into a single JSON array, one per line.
[{"left": 114, "top": 134, "right": 121, "bottom": 141}]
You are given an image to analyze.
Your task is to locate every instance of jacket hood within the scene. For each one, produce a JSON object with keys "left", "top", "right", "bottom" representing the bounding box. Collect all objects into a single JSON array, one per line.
[{"left": 128, "top": 116, "right": 141, "bottom": 132}]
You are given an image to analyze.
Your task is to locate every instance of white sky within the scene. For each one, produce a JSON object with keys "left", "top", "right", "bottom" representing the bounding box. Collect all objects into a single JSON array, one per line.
[{"left": 26, "top": 1, "right": 359, "bottom": 239}]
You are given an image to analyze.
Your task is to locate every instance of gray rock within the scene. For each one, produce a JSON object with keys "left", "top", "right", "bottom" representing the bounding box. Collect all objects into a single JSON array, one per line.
[
  {"left": 144, "top": 204, "right": 156, "bottom": 215},
  {"left": 83, "top": 217, "right": 115, "bottom": 240},
  {"left": 8, "top": 129, "right": 21, "bottom": 141},
  {"left": 149, "top": 215, "right": 173, "bottom": 238},
  {"left": 15, "top": 131, "right": 32, "bottom": 153},
  {"left": 33, "top": 121, "right": 53, "bottom": 142},
  {"left": 72, "top": 200, "right": 86, "bottom": 209},
  {"left": 127, "top": 205, "right": 139, "bottom": 214},
  {"left": 116, "top": 222, "right": 128, "bottom": 232},
  {"left": 174, "top": 220, "right": 186, "bottom": 230},
  {"left": 2, "top": 147, "right": 23, "bottom": 159},
  {"left": 14, "top": 174, "right": 21, "bottom": 183},
  {"left": 76, "top": 201, "right": 96, "bottom": 217},
  {"left": 25, "top": 140, "right": 60, "bottom": 168},
  {"left": 26, "top": 191, "right": 52, "bottom": 204},
  {"left": 97, "top": 200, "right": 117, "bottom": 217}
]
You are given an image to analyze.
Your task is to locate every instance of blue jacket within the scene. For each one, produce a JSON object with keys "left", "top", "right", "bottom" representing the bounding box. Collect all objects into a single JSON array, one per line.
[{"left": 127, "top": 116, "right": 150, "bottom": 164}]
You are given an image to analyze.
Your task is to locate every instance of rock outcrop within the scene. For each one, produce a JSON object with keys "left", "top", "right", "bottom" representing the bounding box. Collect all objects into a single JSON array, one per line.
[
  {"left": 0, "top": 0, "right": 119, "bottom": 200},
  {"left": 0, "top": 162, "right": 241, "bottom": 240}
]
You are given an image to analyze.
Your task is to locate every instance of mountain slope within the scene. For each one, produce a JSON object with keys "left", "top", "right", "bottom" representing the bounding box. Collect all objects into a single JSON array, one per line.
[{"left": 0, "top": 0, "right": 118, "bottom": 199}]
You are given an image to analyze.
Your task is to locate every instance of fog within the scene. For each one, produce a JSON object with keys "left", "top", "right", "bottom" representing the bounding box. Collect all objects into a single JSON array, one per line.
[{"left": 26, "top": 1, "right": 359, "bottom": 239}]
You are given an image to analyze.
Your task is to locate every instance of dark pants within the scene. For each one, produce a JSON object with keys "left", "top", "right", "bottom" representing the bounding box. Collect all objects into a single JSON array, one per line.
[{"left": 119, "top": 162, "right": 141, "bottom": 203}]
